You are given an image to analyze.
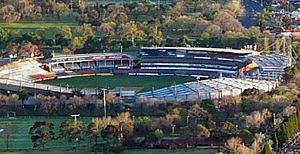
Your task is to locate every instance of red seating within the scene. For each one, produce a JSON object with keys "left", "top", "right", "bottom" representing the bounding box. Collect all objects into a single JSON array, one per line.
[{"left": 79, "top": 69, "right": 94, "bottom": 74}]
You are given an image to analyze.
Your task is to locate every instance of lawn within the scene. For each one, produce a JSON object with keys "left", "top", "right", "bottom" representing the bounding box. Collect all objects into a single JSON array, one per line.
[
  {"left": 0, "top": 116, "right": 220, "bottom": 153},
  {"left": 41, "top": 75, "right": 196, "bottom": 92},
  {"left": 0, "top": 116, "right": 92, "bottom": 150},
  {"left": 0, "top": 16, "right": 79, "bottom": 39},
  {"left": 1, "top": 148, "right": 218, "bottom": 154}
]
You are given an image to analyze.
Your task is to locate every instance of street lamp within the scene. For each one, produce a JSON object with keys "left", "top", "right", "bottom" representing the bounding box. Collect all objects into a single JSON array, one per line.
[
  {"left": 71, "top": 114, "right": 80, "bottom": 149},
  {"left": 101, "top": 88, "right": 107, "bottom": 117},
  {"left": 171, "top": 124, "right": 175, "bottom": 134},
  {"left": 186, "top": 115, "right": 190, "bottom": 127},
  {"left": 71, "top": 114, "right": 80, "bottom": 122}
]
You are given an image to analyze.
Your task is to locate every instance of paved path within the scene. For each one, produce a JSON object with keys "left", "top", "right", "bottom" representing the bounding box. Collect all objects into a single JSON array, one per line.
[
  {"left": 0, "top": 78, "right": 73, "bottom": 95},
  {"left": 240, "top": 0, "right": 263, "bottom": 28}
]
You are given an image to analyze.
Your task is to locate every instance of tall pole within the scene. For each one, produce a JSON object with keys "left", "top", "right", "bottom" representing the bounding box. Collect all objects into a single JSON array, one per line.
[
  {"left": 70, "top": 0, "right": 73, "bottom": 15},
  {"left": 186, "top": 115, "right": 190, "bottom": 127},
  {"left": 102, "top": 88, "right": 107, "bottom": 117}
]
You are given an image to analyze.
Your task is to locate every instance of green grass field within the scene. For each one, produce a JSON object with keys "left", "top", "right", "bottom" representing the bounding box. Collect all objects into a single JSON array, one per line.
[
  {"left": 0, "top": 116, "right": 92, "bottom": 150},
  {"left": 41, "top": 75, "right": 196, "bottom": 92},
  {"left": 0, "top": 116, "right": 219, "bottom": 153},
  {"left": 0, "top": 16, "right": 79, "bottom": 39},
  {"left": 1, "top": 147, "right": 218, "bottom": 154},
  {"left": 0, "top": 22, "right": 77, "bottom": 29}
]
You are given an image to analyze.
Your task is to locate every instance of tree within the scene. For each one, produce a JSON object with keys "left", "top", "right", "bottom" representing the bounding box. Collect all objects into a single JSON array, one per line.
[
  {"left": 258, "top": 9, "right": 269, "bottom": 32},
  {"left": 59, "top": 119, "right": 86, "bottom": 146},
  {"left": 272, "top": 131, "right": 279, "bottom": 152},
  {"left": 120, "top": 21, "right": 145, "bottom": 47},
  {"left": 53, "top": 2, "right": 69, "bottom": 20},
  {"left": 57, "top": 26, "right": 73, "bottom": 39},
  {"left": 0, "top": 27, "right": 13, "bottom": 49},
  {"left": 246, "top": 109, "right": 272, "bottom": 129},
  {"left": 178, "top": 35, "right": 190, "bottom": 47},
  {"left": 188, "top": 104, "right": 208, "bottom": 123},
  {"left": 76, "top": 24, "right": 95, "bottom": 39},
  {"left": 22, "top": 32, "right": 42, "bottom": 44},
  {"left": 283, "top": 66, "right": 297, "bottom": 82},
  {"left": 225, "top": 136, "right": 243, "bottom": 154},
  {"left": 4, "top": 43, "right": 19, "bottom": 56},
  {"left": 138, "top": 96, "right": 148, "bottom": 115},
  {"left": 69, "top": 37, "right": 85, "bottom": 52},
  {"left": 18, "top": 42, "right": 42, "bottom": 57},
  {"left": 196, "top": 124, "right": 210, "bottom": 138},
  {"left": 29, "top": 121, "right": 55, "bottom": 150},
  {"left": 115, "top": 112, "right": 134, "bottom": 141},
  {"left": 17, "top": 89, "right": 29, "bottom": 109},
  {"left": 98, "top": 22, "right": 116, "bottom": 37},
  {"left": 0, "top": 5, "right": 21, "bottom": 23},
  {"left": 86, "top": 116, "right": 113, "bottom": 144},
  {"left": 107, "top": 4, "right": 128, "bottom": 24},
  {"left": 213, "top": 10, "right": 245, "bottom": 34},
  {"left": 223, "top": 0, "right": 245, "bottom": 18},
  {"left": 22, "top": 4, "right": 42, "bottom": 22},
  {"left": 86, "top": 122, "right": 100, "bottom": 145},
  {"left": 263, "top": 139, "right": 274, "bottom": 154},
  {"left": 221, "top": 121, "right": 237, "bottom": 135}
]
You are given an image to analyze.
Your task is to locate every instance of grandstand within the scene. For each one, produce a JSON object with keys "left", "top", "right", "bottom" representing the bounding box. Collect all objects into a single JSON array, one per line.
[
  {"left": 137, "top": 77, "right": 278, "bottom": 102},
  {"left": 137, "top": 47, "right": 259, "bottom": 78},
  {"left": 245, "top": 53, "right": 289, "bottom": 80},
  {"left": 44, "top": 53, "right": 133, "bottom": 73},
  {"left": 0, "top": 59, "right": 47, "bottom": 82}
]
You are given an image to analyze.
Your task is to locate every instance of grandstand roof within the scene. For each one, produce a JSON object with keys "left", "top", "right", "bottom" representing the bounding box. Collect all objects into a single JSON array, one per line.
[
  {"left": 249, "top": 53, "right": 289, "bottom": 68},
  {"left": 137, "top": 78, "right": 278, "bottom": 102},
  {"left": 141, "top": 47, "right": 256, "bottom": 55}
]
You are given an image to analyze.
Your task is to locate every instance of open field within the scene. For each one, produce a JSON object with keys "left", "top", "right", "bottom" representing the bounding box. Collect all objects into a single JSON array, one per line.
[
  {"left": 0, "top": 22, "right": 77, "bottom": 29},
  {"left": 0, "top": 16, "right": 78, "bottom": 39},
  {"left": 0, "top": 116, "right": 219, "bottom": 153},
  {"left": 1, "top": 148, "right": 218, "bottom": 154},
  {"left": 41, "top": 75, "right": 196, "bottom": 92},
  {"left": 0, "top": 116, "right": 92, "bottom": 150}
]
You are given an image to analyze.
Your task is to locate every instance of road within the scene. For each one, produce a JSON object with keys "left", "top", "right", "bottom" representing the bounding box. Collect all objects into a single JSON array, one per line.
[{"left": 240, "top": 0, "right": 263, "bottom": 28}]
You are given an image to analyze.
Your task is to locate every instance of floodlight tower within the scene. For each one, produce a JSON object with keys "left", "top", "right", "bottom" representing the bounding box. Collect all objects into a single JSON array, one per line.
[
  {"left": 71, "top": 114, "right": 80, "bottom": 123},
  {"left": 274, "top": 36, "right": 298, "bottom": 66}
]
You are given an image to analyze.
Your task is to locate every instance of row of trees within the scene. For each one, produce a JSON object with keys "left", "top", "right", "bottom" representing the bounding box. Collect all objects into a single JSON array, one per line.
[
  {"left": 0, "top": 0, "right": 83, "bottom": 22},
  {"left": 0, "top": 0, "right": 263, "bottom": 56},
  {"left": 29, "top": 112, "right": 134, "bottom": 152},
  {"left": 0, "top": 91, "right": 120, "bottom": 116},
  {"left": 282, "top": 108, "right": 300, "bottom": 140}
]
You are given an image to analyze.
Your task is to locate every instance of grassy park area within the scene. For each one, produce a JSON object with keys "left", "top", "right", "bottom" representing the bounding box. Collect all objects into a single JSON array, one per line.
[
  {"left": 1, "top": 147, "right": 218, "bottom": 154},
  {"left": 0, "top": 116, "right": 92, "bottom": 150},
  {"left": 41, "top": 75, "right": 196, "bottom": 92},
  {"left": 0, "top": 116, "right": 219, "bottom": 153}
]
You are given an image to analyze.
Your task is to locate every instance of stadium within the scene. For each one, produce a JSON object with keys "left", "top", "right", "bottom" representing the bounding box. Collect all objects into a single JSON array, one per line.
[{"left": 0, "top": 47, "right": 290, "bottom": 99}]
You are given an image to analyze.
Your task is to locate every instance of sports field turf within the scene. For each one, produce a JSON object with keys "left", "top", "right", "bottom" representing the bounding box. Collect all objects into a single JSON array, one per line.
[{"left": 41, "top": 75, "right": 196, "bottom": 92}]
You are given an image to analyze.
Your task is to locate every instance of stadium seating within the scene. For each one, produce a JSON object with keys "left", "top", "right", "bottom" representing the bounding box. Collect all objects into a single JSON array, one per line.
[
  {"left": 137, "top": 78, "right": 278, "bottom": 101},
  {"left": 0, "top": 59, "right": 48, "bottom": 82},
  {"left": 245, "top": 54, "right": 289, "bottom": 80}
]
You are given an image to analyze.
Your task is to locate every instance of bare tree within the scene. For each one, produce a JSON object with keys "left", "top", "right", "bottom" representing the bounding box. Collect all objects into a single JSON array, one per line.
[
  {"left": 0, "top": 5, "right": 21, "bottom": 23},
  {"left": 246, "top": 109, "right": 272, "bottom": 129}
]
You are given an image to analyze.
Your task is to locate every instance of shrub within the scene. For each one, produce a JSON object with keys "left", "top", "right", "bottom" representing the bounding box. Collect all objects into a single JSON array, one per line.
[{"left": 109, "top": 145, "right": 125, "bottom": 153}]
